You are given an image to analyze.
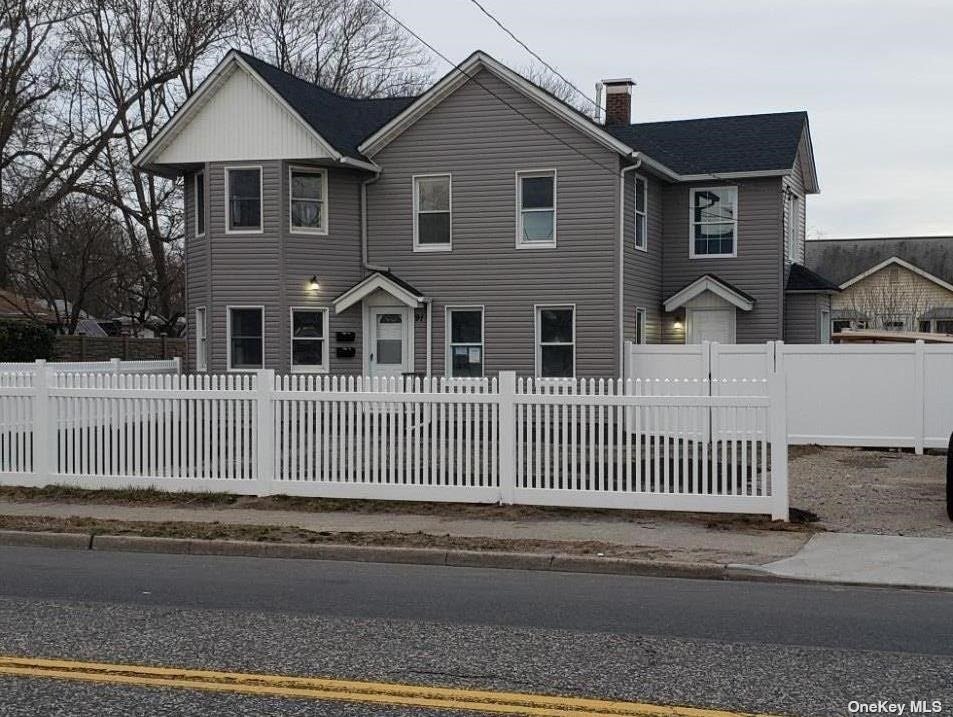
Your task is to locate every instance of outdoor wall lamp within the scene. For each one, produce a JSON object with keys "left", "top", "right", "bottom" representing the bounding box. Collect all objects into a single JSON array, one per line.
[
  {"left": 308, "top": 275, "right": 320, "bottom": 290},
  {"left": 673, "top": 319, "right": 683, "bottom": 330}
]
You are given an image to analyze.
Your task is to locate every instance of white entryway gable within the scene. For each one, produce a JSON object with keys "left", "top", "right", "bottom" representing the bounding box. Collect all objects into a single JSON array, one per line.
[{"left": 664, "top": 274, "right": 754, "bottom": 344}]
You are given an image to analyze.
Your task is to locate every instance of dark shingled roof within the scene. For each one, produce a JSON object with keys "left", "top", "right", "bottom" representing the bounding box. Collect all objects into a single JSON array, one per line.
[
  {"left": 785, "top": 263, "right": 840, "bottom": 293},
  {"left": 805, "top": 237, "right": 953, "bottom": 286},
  {"left": 605, "top": 112, "right": 808, "bottom": 175},
  {"left": 235, "top": 51, "right": 417, "bottom": 159},
  {"left": 665, "top": 273, "right": 756, "bottom": 305}
]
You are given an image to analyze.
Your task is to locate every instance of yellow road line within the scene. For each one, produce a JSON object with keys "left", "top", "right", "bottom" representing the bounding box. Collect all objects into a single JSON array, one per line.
[{"left": 0, "top": 655, "right": 778, "bottom": 717}]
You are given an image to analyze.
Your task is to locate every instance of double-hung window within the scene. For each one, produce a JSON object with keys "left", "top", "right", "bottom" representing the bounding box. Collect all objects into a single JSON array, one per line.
[
  {"left": 194, "top": 171, "right": 206, "bottom": 239},
  {"left": 634, "top": 176, "right": 647, "bottom": 250},
  {"left": 228, "top": 307, "right": 264, "bottom": 370},
  {"left": 447, "top": 307, "right": 483, "bottom": 378},
  {"left": 195, "top": 307, "right": 207, "bottom": 372},
  {"left": 517, "top": 170, "right": 556, "bottom": 248},
  {"left": 690, "top": 186, "right": 737, "bottom": 257},
  {"left": 536, "top": 305, "right": 574, "bottom": 378},
  {"left": 290, "top": 167, "right": 327, "bottom": 234},
  {"left": 413, "top": 174, "right": 451, "bottom": 250},
  {"left": 290, "top": 308, "right": 328, "bottom": 373},
  {"left": 226, "top": 167, "right": 263, "bottom": 233}
]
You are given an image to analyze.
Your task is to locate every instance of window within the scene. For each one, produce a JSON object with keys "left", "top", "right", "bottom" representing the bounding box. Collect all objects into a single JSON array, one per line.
[
  {"left": 194, "top": 171, "right": 206, "bottom": 238},
  {"left": 786, "top": 193, "right": 798, "bottom": 260},
  {"left": 447, "top": 308, "right": 483, "bottom": 378},
  {"left": 228, "top": 307, "right": 264, "bottom": 370},
  {"left": 195, "top": 307, "right": 207, "bottom": 372},
  {"left": 226, "top": 167, "right": 262, "bottom": 233},
  {"left": 937, "top": 320, "right": 953, "bottom": 334},
  {"left": 880, "top": 315, "right": 907, "bottom": 331},
  {"left": 635, "top": 307, "right": 647, "bottom": 344},
  {"left": 290, "top": 308, "right": 328, "bottom": 373},
  {"left": 413, "top": 174, "right": 451, "bottom": 250},
  {"left": 517, "top": 170, "right": 556, "bottom": 248},
  {"left": 690, "top": 186, "right": 737, "bottom": 257},
  {"left": 634, "top": 176, "right": 647, "bottom": 250},
  {"left": 536, "top": 305, "right": 574, "bottom": 378},
  {"left": 289, "top": 167, "right": 327, "bottom": 234},
  {"left": 919, "top": 320, "right": 931, "bottom": 333}
]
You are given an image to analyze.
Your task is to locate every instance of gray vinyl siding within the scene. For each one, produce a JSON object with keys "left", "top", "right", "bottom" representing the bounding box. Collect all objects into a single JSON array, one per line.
[
  {"left": 784, "top": 292, "right": 830, "bottom": 343},
  {"left": 622, "top": 171, "right": 663, "bottom": 344},
  {"left": 192, "top": 161, "right": 365, "bottom": 374},
  {"left": 184, "top": 169, "right": 210, "bottom": 372},
  {"left": 366, "top": 69, "right": 620, "bottom": 378},
  {"left": 783, "top": 129, "right": 809, "bottom": 268},
  {"left": 661, "top": 177, "right": 785, "bottom": 343}
]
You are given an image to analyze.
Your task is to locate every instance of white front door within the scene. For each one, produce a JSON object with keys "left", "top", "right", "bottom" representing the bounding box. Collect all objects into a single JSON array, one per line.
[
  {"left": 368, "top": 307, "right": 410, "bottom": 378},
  {"left": 687, "top": 308, "right": 735, "bottom": 344}
]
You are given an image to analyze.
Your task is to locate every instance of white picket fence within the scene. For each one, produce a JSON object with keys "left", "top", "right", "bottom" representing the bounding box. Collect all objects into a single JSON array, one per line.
[
  {"left": 0, "top": 358, "right": 181, "bottom": 375},
  {"left": 625, "top": 339, "right": 953, "bottom": 452},
  {"left": 0, "top": 368, "right": 788, "bottom": 519}
]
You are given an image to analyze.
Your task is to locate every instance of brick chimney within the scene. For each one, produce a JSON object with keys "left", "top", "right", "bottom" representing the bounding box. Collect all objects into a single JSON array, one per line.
[{"left": 602, "top": 78, "right": 635, "bottom": 125}]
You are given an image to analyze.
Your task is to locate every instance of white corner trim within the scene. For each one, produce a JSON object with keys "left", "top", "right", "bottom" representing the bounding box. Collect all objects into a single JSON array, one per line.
[
  {"left": 839, "top": 256, "right": 953, "bottom": 293},
  {"left": 664, "top": 276, "right": 754, "bottom": 312},
  {"left": 333, "top": 273, "right": 424, "bottom": 314}
]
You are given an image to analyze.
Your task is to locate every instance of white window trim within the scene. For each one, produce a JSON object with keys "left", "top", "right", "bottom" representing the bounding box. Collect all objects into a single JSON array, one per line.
[
  {"left": 689, "top": 185, "right": 738, "bottom": 259},
  {"left": 634, "top": 174, "right": 647, "bottom": 252},
  {"left": 224, "top": 165, "right": 264, "bottom": 235},
  {"left": 534, "top": 303, "right": 576, "bottom": 378},
  {"left": 195, "top": 306, "right": 207, "bottom": 372},
  {"left": 289, "top": 306, "right": 330, "bottom": 373},
  {"left": 194, "top": 171, "right": 206, "bottom": 239},
  {"left": 288, "top": 165, "right": 329, "bottom": 236},
  {"left": 516, "top": 169, "right": 557, "bottom": 249},
  {"left": 635, "top": 307, "right": 647, "bottom": 344},
  {"left": 226, "top": 305, "right": 265, "bottom": 372},
  {"left": 445, "top": 305, "right": 485, "bottom": 378},
  {"left": 412, "top": 173, "right": 452, "bottom": 252}
]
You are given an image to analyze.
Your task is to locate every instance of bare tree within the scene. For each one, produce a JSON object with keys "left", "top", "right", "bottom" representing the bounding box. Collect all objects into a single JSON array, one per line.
[
  {"left": 844, "top": 265, "right": 931, "bottom": 331},
  {"left": 237, "top": 0, "right": 432, "bottom": 96},
  {"left": 520, "top": 62, "right": 594, "bottom": 116}
]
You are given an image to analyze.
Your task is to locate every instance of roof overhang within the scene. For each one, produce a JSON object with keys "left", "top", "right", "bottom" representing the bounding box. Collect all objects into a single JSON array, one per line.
[
  {"left": 333, "top": 273, "right": 426, "bottom": 314},
  {"left": 798, "top": 118, "right": 820, "bottom": 194},
  {"left": 134, "top": 51, "right": 373, "bottom": 176},
  {"left": 840, "top": 256, "right": 953, "bottom": 293},
  {"left": 664, "top": 275, "right": 755, "bottom": 312}
]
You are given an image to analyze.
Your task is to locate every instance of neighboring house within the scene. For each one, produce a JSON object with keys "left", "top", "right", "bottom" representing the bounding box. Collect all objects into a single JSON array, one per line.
[
  {"left": 0, "top": 290, "right": 107, "bottom": 336},
  {"left": 806, "top": 236, "right": 953, "bottom": 335},
  {"left": 135, "top": 49, "right": 828, "bottom": 378}
]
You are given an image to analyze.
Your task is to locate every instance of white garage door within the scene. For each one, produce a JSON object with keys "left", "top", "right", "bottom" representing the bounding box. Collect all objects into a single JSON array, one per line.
[{"left": 687, "top": 308, "right": 735, "bottom": 344}]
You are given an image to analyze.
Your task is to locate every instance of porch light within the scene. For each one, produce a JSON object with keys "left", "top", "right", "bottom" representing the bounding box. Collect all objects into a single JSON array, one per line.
[
  {"left": 673, "top": 319, "right": 683, "bottom": 330},
  {"left": 308, "top": 275, "right": 320, "bottom": 290}
]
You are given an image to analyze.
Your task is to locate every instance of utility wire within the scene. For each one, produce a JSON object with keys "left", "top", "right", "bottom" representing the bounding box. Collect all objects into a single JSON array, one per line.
[
  {"left": 365, "top": 0, "right": 623, "bottom": 179},
  {"left": 465, "top": 0, "right": 600, "bottom": 114}
]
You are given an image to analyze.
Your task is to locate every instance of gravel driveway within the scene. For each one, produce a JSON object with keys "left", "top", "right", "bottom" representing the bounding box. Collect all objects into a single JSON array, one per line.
[{"left": 789, "top": 446, "right": 951, "bottom": 537}]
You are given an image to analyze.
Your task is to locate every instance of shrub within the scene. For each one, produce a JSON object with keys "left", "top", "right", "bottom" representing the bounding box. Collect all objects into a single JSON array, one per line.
[{"left": 0, "top": 318, "right": 56, "bottom": 362}]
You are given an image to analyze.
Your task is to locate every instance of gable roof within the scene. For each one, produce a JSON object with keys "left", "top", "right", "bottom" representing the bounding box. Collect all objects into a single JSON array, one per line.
[
  {"left": 663, "top": 274, "right": 755, "bottom": 312},
  {"left": 806, "top": 236, "right": 953, "bottom": 287},
  {"left": 785, "top": 263, "right": 840, "bottom": 293},
  {"left": 836, "top": 255, "right": 953, "bottom": 294},
  {"left": 333, "top": 271, "right": 426, "bottom": 313},
  {"left": 605, "top": 112, "right": 816, "bottom": 188}
]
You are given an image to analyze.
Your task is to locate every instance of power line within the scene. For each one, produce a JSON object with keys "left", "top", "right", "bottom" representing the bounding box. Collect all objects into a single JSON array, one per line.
[
  {"left": 465, "top": 0, "right": 600, "bottom": 114},
  {"left": 365, "top": 0, "right": 622, "bottom": 179}
]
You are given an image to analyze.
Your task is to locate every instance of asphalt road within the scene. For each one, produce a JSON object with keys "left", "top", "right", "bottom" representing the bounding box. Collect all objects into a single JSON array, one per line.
[{"left": 1, "top": 546, "right": 952, "bottom": 716}]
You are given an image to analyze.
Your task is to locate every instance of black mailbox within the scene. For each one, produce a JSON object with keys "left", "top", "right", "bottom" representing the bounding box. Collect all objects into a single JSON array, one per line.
[
  {"left": 336, "top": 331, "right": 356, "bottom": 342},
  {"left": 336, "top": 346, "right": 356, "bottom": 359}
]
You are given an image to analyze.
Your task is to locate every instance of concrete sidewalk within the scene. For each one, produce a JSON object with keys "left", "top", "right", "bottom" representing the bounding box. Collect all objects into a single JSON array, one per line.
[
  {"left": 0, "top": 500, "right": 807, "bottom": 566},
  {"left": 734, "top": 532, "right": 953, "bottom": 590}
]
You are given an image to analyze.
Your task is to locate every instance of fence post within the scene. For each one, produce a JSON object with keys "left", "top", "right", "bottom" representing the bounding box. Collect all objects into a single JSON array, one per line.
[
  {"left": 498, "top": 371, "right": 517, "bottom": 505},
  {"left": 172, "top": 357, "right": 182, "bottom": 375},
  {"left": 110, "top": 357, "right": 121, "bottom": 375},
  {"left": 914, "top": 340, "right": 925, "bottom": 455},
  {"left": 622, "top": 340, "right": 633, "bottom": 381},
  {"left": 32, "top": 360, "right": 51, "bottom": 482},
  {"left": 255, "top": 369, "right": 276, "bottom": 494},
  {"left": 768, "top": 368, "right": 789, "bottom": 521}
]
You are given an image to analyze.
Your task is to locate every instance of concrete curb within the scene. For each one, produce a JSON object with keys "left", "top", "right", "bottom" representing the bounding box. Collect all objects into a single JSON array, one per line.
[{"left": 1, "top": 529, "right": 946, "bottom": 591}]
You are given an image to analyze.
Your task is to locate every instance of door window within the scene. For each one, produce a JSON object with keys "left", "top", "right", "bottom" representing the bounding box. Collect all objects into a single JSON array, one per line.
[{"left": 376, "top": 313, "right": 404, "bottom": 365}]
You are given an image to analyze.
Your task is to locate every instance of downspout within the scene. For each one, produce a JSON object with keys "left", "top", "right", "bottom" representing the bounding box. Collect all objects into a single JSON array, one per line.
[
  {"left": 619, "top": 154, "right": 643, "bottom": 379},
  {"left": 425, "top": 298, "right": 432, "bottom": 376},
  {"left": 361, "top": 170, "right": 389, "bottom": 273}
]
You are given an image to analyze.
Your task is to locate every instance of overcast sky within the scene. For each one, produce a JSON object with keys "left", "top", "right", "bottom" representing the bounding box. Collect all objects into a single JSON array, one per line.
[{"left": 392, "top": 0, "right": 952, "bottom": 239}]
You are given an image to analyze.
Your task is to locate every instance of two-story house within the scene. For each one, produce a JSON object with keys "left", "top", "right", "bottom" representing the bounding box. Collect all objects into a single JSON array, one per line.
[{"left": 135, "top": 49, "right": 832, "bottom": 379}]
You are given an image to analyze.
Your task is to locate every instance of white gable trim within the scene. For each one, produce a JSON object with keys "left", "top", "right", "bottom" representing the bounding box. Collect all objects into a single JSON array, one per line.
[
  {"left": 840, "top": 256, "right": 953, "bottom": 293},
  {"left": 358, "top": 51, "right": 643, "bottom": 163},
  {"left": 333, "top": 273, "right": 425, "bottom": 314},
  {"left": 664, "top": 276, "right": 755, "bottom": 312},
  {"left": 135, "top": 51, "right": 344, "bottom": 171}
]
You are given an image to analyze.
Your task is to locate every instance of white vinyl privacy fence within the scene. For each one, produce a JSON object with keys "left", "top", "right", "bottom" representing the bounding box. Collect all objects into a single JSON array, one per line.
[
  {"left": 0, "top": 367, "right": 789, "bottom": 519},
  {"left": 626, "top": 340, "right": 953, "bottom": 452},
  {"left": 0, "top": 358, "right": 180, "bottom": 376}
]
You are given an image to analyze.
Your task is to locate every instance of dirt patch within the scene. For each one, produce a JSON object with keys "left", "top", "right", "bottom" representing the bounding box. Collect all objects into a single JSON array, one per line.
[
  {"left": 789, "top": 446, "right": 952, "bottom": 537},
  {"left": 0, "top": 514, "right": 695, "bottom": 561}
]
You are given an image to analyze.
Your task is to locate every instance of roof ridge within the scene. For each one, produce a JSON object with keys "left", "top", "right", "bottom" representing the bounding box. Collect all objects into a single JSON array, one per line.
[{"left": 629, "top": 110, "right": 807, "bottom": 128}]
